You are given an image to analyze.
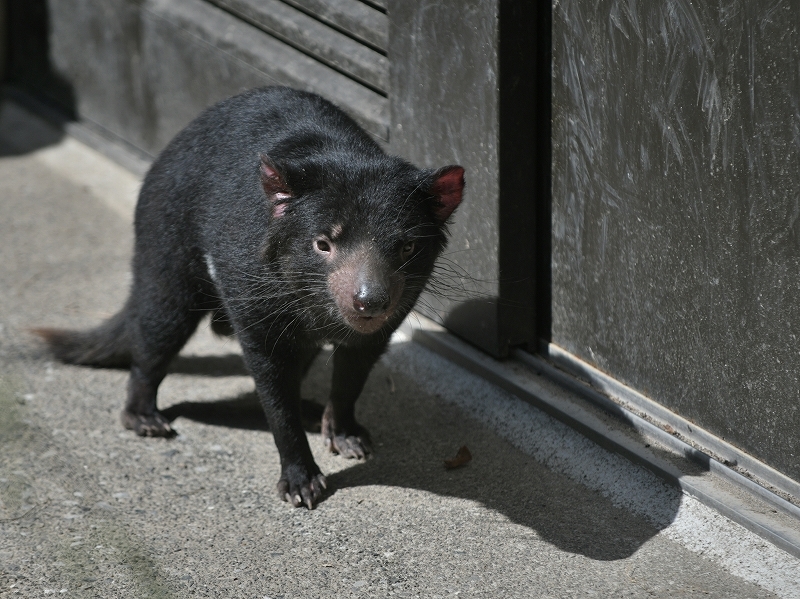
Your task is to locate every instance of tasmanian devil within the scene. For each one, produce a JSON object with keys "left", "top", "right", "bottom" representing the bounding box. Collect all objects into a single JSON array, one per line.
[{"left": 36, "top": 86, "right": 464, "bottom": 509}]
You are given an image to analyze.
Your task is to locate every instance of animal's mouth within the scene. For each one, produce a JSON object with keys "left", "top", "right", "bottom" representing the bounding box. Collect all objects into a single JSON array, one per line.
[{"left": 343, "top": 312, "right": 392, "bottom": 334}]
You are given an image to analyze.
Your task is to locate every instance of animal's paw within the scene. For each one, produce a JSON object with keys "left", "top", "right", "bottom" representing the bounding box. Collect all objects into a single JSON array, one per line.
[
  {"left": 121, "top": 409, "right": 176, "bottom": 437},
  {"left": 325, "top": 430, "right": 373, "bottom": 459},
  {"left": 322, "top": 405, "right": 372, "bottom": 459},
  {"left": 277, "top": 466, "right": 327, "bottom": 509}
]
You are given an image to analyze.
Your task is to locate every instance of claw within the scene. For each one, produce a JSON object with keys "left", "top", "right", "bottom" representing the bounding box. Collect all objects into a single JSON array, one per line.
[
  {"left": 277, "top": 479, "right": 289, "bottom": 500},
  {"left": 121, "top": 409, "right": 175, "bottom": 438},
  {"left": 302, "top": 488, "right": 315, "bottom": 510},
  {"left": 277, "top": 470, "right": 328, "bottom": 509},
  {"left": 328, "top": 434, "right": 371, "bottom": 459}
]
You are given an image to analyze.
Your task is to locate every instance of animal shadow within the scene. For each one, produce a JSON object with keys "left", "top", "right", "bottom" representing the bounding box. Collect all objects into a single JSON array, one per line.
[
  {"left": 160, "top": 347, "right": 680, "bottom": 562},
  {"left": 162, "top": 351, "right": 323, "bottom": 433}
]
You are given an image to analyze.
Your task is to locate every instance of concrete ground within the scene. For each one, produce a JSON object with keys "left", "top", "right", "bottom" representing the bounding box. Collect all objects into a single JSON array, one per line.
[{"left": 1, "top": 100, "right": 798, "bottom": 598}]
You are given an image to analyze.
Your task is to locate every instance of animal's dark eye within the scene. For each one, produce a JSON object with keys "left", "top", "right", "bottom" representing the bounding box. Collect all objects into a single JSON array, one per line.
[
  {"left": 401, "top": 240, "right": 416, "bottom": 259},
  {"left": 314, "top": 236, "right": 333, "bottom": 256}
]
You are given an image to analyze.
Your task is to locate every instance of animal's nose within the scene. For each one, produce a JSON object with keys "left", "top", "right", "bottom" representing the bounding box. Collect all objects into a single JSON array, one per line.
[{"left": 353, "top": 284, "right": 391, "bottom": 316}]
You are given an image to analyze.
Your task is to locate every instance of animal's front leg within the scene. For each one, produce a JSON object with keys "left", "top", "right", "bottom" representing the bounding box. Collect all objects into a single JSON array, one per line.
[
  {"left": 241, "top": 343, "right": 327, "bottom": 509},
  {"left": 323, "top": 343, "right": 386, "bottom": 459}
]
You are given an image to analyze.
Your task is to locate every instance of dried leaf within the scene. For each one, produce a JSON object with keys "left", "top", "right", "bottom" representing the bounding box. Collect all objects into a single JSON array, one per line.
[{"left": 444, "top": 445, "right": 472, "bottom": 469}]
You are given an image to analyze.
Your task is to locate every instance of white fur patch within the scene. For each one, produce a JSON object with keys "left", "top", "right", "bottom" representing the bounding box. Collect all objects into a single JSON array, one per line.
[{"left": 204, "top": 253, "right": 218, "bottom": 282}]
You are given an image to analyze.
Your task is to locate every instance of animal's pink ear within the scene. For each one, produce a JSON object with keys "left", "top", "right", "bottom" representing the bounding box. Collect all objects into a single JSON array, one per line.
[
  {"left": 260, "top": 155, "right": 293, "bottom": 218},
  {"left": 430, "top": 165, "right": 464, "bottom": 224}
]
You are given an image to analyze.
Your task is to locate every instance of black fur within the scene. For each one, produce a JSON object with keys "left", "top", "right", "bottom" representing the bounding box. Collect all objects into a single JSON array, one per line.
[{"left": 37, "top": 87, "right": 464, "bottom": 509}]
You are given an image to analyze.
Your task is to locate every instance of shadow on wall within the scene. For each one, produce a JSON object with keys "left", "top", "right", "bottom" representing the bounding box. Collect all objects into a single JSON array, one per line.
[
  {"left": 0, "top": 100, "right": 64, "bottom": 155},
  {"left": 160, "top": 345, "right": 684, "bottom": 562},
  {"left": 1, "top": 0, "right": 75, "bottom": 156}
]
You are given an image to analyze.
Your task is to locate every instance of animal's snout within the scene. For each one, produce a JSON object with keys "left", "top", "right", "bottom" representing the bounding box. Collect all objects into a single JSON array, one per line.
[
  {"left": 327, "top": 244, "right": 404, "bottom": 333},
  {"left": 353, "top": 281, "right": 391, "bottom": 316}
]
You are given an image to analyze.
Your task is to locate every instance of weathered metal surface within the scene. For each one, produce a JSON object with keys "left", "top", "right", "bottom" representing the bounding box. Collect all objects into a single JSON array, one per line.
[
  {"left": 552, "top": 0, "right": 800, "bottom": 480},
  {"left": 209, "top": 0, "right": 388, "bottom": 93},
  {"left": 283, "top": 0, "right": 387, "bottom": 51},
  {"left": 8, "top": 0, "right": 388, "bottom": 156},
  {"left": 146, "top": 0, "right": 388, "bottom": 143},
  {"left": 389, "top": 0, "right": 503, "bottom": 353},
  {"left": 390, "top": 0, "right": 546, "bottom": 357}
]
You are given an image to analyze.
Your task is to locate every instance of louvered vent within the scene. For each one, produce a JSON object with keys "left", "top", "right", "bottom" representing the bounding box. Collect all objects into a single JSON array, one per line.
[{"left": 206, "top": 0, "right": 389, "bottom": 140}]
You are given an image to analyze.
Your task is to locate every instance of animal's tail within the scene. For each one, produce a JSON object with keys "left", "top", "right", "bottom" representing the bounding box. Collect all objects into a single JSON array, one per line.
[{"left": 32, "top": 308, "right": 132, "bottom": 368}]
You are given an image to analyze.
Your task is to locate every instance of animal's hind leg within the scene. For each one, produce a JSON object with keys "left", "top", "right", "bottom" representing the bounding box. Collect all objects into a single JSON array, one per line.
[
  {"left": 121, "top": 281, "right": 205, "bottom": 437},
  {"left": 123, "top": 363, "right": 176, "bottom": 436}
]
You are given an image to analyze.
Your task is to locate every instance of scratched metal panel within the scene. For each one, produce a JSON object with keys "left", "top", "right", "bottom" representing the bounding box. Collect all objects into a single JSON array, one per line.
[
  {"left": 390, "top": 0, "right": 548, "bottom": 358},
  {"left": 389, "top": 0, "right": 503, "bottom": 353},
  {"left": 552, "top": 0, "right": 800, "bottom": 480}
]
